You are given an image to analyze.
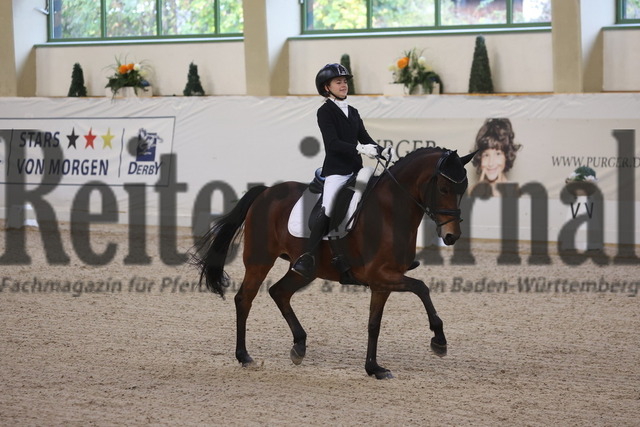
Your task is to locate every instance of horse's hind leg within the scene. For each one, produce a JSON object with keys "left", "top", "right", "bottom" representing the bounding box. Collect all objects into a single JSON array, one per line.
[
  {"left": 234, "top": 264, "right": 272, "bottom": 367},
  {"left": 268, "top": 271, "right": 313, "bottom": 365}
]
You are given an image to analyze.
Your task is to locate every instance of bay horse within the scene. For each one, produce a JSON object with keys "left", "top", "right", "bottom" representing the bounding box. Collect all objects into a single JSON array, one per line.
[{"left": 191, "top": 147, "right": 475, "bottom": 379}]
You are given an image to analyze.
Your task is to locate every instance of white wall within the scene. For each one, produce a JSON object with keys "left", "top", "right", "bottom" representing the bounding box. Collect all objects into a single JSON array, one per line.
[
  {"left": 288, "top": 32, "right": 553, "bottom": 94},
  {"left": 0, "top": 1, "right": 18, "bottom": 96},
  {"left": 579, "top": 0, "right": 616, "bottom": 92},
  {"left": 25, "top": 10, "right": 640, "bottom": 96},
  {"left": 603, "top": 28, "right": 640, "bottom": 92},
  {"left": 36, "top": 41, "right": 245, "bottom": 97},
  {"left": 12, "top": 0, "right": 47, "bottom": 96}
]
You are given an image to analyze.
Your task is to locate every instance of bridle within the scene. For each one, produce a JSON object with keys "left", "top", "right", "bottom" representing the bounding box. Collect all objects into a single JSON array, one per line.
[{"left": 377, "top": 150, "right": 467, "bottom": 228}]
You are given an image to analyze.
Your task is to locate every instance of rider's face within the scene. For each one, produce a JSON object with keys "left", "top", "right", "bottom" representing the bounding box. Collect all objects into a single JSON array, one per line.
[{"left": 326, "top": 77, "right": 349, "bottom": 98}]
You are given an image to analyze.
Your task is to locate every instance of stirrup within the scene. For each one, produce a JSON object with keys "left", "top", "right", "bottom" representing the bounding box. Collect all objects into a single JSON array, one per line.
[{"left": 291, "top": 253, "right": 316, "bottom": 279}]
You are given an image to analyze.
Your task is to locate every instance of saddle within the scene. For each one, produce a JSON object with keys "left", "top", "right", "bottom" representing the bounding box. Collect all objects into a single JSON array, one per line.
[{"left": 287, "top": 167, "right": 373, "bottom": 239}]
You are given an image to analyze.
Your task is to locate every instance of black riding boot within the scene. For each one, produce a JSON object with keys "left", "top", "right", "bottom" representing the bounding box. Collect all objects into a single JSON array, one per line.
[{"left": 291, "top": 211, "right": 330, "bottom": 279}]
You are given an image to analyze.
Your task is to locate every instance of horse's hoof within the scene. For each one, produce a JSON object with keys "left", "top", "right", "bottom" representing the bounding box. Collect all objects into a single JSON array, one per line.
[
  {"left": 370, "top": 369, "right": 394, "bottom": 380},
  {"left": 290, "top": 346, "right": 305, "bottom": 365},
  {"left": 430, "top": 339, "right": 447, "bottom": 357},
  {"left": 239, "top": 354, "right": 256, "bottom": 367}
]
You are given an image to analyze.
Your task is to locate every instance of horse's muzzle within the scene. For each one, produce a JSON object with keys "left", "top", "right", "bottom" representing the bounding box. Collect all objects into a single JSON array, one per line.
[{"left": 442, "top": 232, "right": 459, "bottom": 246}]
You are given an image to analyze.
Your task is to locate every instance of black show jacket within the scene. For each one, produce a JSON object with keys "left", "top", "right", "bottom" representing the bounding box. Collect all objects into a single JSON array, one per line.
[{"left": 317, "top": 99, "right": 379, "bottom": 177}]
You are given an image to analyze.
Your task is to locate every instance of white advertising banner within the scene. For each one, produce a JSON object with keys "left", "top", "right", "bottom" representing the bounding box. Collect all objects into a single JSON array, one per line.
[
  {"left": 365, "top": 118, "right": 639, "bottom": 201},
  {"left": 0, "top": 94, "right": 639, "bottom": 246},
  {"left": 1, "top": 117, "right": 175, "bottom": 186}
]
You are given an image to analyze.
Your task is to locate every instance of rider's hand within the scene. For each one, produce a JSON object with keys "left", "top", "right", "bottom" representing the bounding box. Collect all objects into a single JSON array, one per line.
[
  {"left": 356, "top": 143, "right": 379, "bottom": 159},
  {"left": 380, "top": 146, "right": 397, "bottom": 163}
]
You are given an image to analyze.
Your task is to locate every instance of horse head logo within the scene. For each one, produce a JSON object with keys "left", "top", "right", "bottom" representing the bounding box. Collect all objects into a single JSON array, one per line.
[{"left": 135, "top": 128, "right": 162, "bottom": 162}]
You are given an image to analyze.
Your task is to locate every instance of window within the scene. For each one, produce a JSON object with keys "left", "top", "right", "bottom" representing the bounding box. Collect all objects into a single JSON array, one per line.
[
  {"left": 50, "top": 0, "right": 243, "bottom": 41},
  {"left": 303, "top": 0, "right": 551, "bottom": 33},
  {"left": 618, "top": 0, "right": 640, "bottom": 21}
]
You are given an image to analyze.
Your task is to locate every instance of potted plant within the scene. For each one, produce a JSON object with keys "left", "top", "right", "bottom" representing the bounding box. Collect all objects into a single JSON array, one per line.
[
  {"left": 105, "top": 57, "right": 151, "bottom": 98},
  {"left": 183, "top": 62, "right": 206, "bottom": 96},
  {"left": 340, "top": 54, "right": 356, "bottom": 95},
  {"left": 389, "top": 48, "right": 443, "bottom": 95},
  {"left": 68, "top": 63, "right": 88, "bottom": 97},
  {"left": 468, "top": 36, "right": 494, "bottom": 94}
]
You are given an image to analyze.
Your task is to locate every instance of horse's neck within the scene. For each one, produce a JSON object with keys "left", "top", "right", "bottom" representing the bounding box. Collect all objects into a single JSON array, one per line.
[
  {"left": 386, "top": 152, "right": 438, "bottom": 222},
  {"left": 369, "top": 167, "right": 430, "bottom": 231}
]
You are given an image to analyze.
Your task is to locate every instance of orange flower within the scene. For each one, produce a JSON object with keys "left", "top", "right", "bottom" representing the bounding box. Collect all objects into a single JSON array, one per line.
[
  {"left": 397, "top": 56, "right": 409, "bottom": 69},
  {"left": 118, "top": 64, "right": 129, "bottom": 74},
  {"left": 126, "top": 63, "right": 134, "bottom": 71}
]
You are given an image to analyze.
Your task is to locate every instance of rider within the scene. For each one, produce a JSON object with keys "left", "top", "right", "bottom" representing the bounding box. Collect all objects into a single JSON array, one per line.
[{"left": 291, "top": 63, "right": 395, "bottom": 280}]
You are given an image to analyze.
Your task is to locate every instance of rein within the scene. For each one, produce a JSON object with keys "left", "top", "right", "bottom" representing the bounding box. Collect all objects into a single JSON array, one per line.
[{"left": 375, "top": 152, "right": 463, "bottom": 228}]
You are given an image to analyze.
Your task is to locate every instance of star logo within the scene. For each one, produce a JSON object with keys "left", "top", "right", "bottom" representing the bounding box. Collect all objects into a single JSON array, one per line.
[
  {"left": 85, "top": 128, "right": 97, "bottom": 149},
  {"left": 102, "top": 128, "right": 115, "bottom": 149},
  {"left": 67, "top": 128, "right": 79, "bottom": 149}
]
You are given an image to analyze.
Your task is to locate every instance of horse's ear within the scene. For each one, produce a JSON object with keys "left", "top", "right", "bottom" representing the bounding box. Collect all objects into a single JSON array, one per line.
[{"left": 460, "top": 150, "right": 478, "bottom": 166}]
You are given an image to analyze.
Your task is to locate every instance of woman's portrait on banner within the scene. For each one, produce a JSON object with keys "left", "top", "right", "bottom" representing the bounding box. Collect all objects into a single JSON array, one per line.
[{"left": 470, "top": 118, "right": 522, "bottom": 197}]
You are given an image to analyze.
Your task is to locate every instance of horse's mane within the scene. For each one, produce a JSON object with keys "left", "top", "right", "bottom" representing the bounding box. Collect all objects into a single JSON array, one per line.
[
  {"left": 364, "top": 146, "right": 443, "bottom": 190},
  {"left": 386, "top": 146, "right": 447, "bottom": 174}
]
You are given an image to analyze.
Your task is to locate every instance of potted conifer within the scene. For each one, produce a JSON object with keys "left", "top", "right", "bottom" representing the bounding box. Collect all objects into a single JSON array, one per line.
[
  {"left": 340, "top": 54, "right": 356, "bottom": 95},
  {"left": 468, "top": 36, "right": 494, "bottom": 93},
  {"left": 68, "top": 63, "right": 88, "bottom": 97},
  {"left": 183, "top": 62, "right": 206, "bottom": 96}
]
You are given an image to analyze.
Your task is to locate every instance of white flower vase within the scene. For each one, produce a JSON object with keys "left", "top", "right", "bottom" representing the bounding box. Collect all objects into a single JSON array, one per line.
[
  {"left": 406, "top": 85, "right": 427, "bottom": 96},
  {"left": 138, "top": 86, "right": 152, "bottom": 97},
  {"left": 107, "top": 86, "right": 152, "bottom": 99}
]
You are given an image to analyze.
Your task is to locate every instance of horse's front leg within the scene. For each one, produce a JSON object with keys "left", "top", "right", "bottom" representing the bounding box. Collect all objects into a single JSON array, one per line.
[
  {"left": 365, "top": 290, "right": 394, "bottom": 379},
  {"left": 403, "top": 276, "right": 447, "bottom": 355}
]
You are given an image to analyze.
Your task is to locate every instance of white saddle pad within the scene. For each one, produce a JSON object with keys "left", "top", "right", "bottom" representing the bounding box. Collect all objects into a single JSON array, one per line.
[{"left": 288, "top": 167, "right": 374, "bottom": 239}]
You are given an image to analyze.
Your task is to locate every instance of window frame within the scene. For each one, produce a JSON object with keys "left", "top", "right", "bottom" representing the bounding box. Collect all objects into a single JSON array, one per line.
[
  {"left": 48, "top": 0, "right": 243, "bottom": 43},
  {"left": 301, "top": 0, "right": 552, "bottom": 35},
  {"left": 617, "top": 0, "right": 640, "bottom": 23}
]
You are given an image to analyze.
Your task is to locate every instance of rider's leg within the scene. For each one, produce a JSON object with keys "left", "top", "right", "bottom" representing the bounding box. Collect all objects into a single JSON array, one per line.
[
  {"left": 291, "top": 208, "right": 330, "bottom": 279},
  {"left": 291, "top": 173, "right": 351, "bottom": 279}
]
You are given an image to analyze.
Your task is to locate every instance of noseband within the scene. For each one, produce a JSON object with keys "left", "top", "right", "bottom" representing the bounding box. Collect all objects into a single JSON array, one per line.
[
  {"left": 381, "top": 150, "right": 467, "bottom": 228},
  {"left": 423, "top": 176, "right": 462, "bottom": 227}
]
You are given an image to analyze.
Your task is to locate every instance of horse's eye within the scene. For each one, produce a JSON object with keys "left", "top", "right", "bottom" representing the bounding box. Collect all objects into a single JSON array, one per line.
[{"left": 439, "top": 185, "right": 450, "bottom": 195}]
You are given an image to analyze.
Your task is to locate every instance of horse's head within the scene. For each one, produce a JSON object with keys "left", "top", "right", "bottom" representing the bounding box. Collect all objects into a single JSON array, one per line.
[{"left": 427, "top": 149, "right": 476, "bottom": 245}]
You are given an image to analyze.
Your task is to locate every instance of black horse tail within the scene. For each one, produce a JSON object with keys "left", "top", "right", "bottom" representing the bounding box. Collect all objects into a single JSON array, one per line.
[{"left": 191, "top": 185, "right": 268, "bottom": 298}]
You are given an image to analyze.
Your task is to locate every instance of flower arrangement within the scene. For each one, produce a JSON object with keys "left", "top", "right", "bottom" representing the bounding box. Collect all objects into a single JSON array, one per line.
[
  {"left": 389, "top": 48, "right": 442, "bottom": 94},
  {"left": 105, "top": 57, "right": 151, "bottom": 96},
  {"left": 565, "top": 166, "right": 598, "bottom": 183}
]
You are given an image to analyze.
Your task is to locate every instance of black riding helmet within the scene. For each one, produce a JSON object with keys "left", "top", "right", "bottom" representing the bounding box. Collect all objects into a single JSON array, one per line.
[{"left": 315, "top": 63, "right": 353, "bottom": 97}]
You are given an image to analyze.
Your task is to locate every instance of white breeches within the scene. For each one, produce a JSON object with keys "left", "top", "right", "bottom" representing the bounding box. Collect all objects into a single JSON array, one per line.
[{"left": 322, "top": 173, "right": 353, "bottom": 218}]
